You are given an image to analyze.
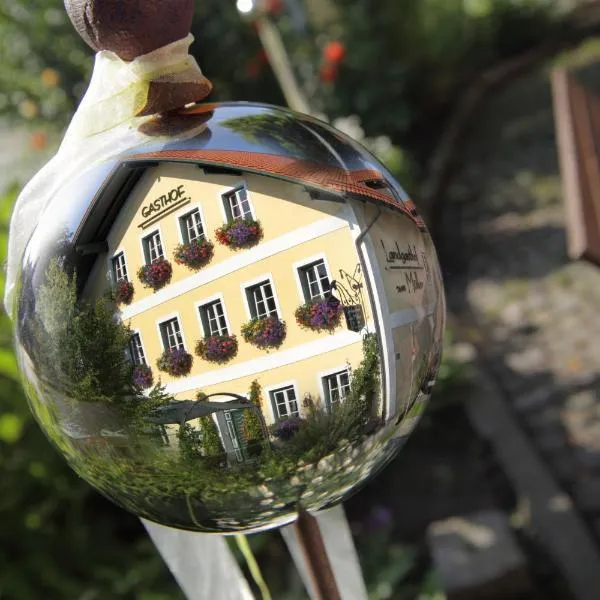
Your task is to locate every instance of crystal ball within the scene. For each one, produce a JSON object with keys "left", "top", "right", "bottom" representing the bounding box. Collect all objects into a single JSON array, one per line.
[{"left": 14, "top": 103, "right": 445, "bottom": 533}]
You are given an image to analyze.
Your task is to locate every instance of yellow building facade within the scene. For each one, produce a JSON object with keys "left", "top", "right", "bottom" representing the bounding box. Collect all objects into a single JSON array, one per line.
[{"left": 84, "top": 162, "right": 374, "bottom": 433}]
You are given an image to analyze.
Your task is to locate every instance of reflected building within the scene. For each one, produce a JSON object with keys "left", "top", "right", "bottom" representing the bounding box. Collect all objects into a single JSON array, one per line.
[{"left": 15, "top": 103, "right": 445, "bottom": 532}]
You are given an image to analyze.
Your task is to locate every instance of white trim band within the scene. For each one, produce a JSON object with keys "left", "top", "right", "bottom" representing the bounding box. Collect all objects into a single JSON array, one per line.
[{"left": 120, "top": 214, "right": 349, "bottom": 320}]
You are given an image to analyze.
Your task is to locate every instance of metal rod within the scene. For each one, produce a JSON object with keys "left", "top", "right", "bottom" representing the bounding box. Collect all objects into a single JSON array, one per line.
[
  {"left": 255, "top": 15, "right": 312, "bottom": 115},
  {"left": 293, "top": 509, "right": 342, "bottom": 600}
]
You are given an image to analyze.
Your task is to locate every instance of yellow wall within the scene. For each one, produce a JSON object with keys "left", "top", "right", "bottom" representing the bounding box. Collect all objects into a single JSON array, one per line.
[{"left": 84, "top": 162, "right": 375, "bottom": 423}]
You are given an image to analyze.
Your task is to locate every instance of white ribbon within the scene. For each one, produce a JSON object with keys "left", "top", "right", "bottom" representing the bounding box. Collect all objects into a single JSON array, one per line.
[{"left": 4, "top": 35, "right": 208, "bottom": 314}]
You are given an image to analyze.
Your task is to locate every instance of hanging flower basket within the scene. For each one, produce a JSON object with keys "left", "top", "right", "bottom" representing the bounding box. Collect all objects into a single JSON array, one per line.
[
  {"left": 156, "top": 348, "right": 193, "bottom": 377},
  {"left": 241, "top": 316, "right": 286, "bottom": 350},
  {"left": 138, "top": 258, "right": 172, "bottom": 291},
  {"left": 295, "top": 298, "right": 343, "bottom": 332},
  {"left": 114, "top": 280, "right": 134, "bottom": 305},
  {"left": 195, "top": 334, "right": 238, "bottom": 364},
  {"left": 215, "top": 218, "right": 263, "bottom": 249},
  {"left": 132, "top": 364, "right": 154, "bottom": 389},
  {"left": 174, "top": 239, "right": 214, "bottom": 270}
]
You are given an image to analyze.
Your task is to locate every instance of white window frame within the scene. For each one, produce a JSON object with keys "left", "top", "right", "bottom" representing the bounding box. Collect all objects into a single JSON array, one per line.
[
  {"left": 240, "top": 273, "right": 282, "bottom": 321},
  {"left": 129, "top": 329, "right": 147, "bottom": 366},
  {"left": 156, "top": 312, "right": 187, "bottom": 352},
  {"left": 264, "top": 380, "right": 300, "bottom": 422},
  {"left": 175, "top": 203, "right": 207, "bottom": 244},
  {"left": 293, "top": 253, "right": 333, "bottom": 303},
  {"left": 110, "top": 249, "right": 130, "bottom": 284},
  {"left": 139, "top": 226, "right": 165, "bottom": 265},
  {"left": 218, "top": 181, "right": 256, "bottom": 223},
  {"left": 195, "top": 293, "right": 232, "bottom": 338},
  {"left": 318, "top": 364, "right": 352, "bottom": 411}
]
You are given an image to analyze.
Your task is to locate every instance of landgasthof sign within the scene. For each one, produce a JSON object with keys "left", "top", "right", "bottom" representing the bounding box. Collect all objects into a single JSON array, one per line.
[
  {"left": 365, "top": 207, "right": 436, "bottom": 314},
  {"left": 139, "top": 184, "right": 191, "bottom": 228}
]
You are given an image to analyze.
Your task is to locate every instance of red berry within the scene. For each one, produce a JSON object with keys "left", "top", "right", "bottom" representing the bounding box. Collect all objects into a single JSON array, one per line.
[
  {"left": 324, "top": 41, "right": 345, "bottom": 64},
  {"left": 320, "top": 64, "right": 338, "bottom": 83}
]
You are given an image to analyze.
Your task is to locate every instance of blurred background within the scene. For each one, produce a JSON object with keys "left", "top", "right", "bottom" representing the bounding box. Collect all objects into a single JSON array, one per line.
[{"left": 4, "top": 0, "right": 600, "bottom": 598}]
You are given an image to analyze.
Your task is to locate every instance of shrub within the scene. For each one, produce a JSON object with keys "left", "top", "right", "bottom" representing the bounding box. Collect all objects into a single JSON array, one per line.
[
  {"left": 295, "top": 298, "right": 343, "bottom": 332},
  {"left": 271, "top": 416, "right": 302, "bottom": 441},
  {"left": 137, "top": 259, "right": 172, "bottom": 291},
  {"left": 195, "top": 334, "right": 238, "bottom": 363},
  {"left": 215, "top": 218, "right": 263, "bottom": 249},
  {"left": 173, "top": 238, "right": 214, "bottom": 270},
  {"left": 241, "top": 316, "right": 286, "bottom": 349},
  {"left": 242, "top": 380, "right": 266, "bottom": 442},
  {"left": 132, "top": 364, "right": 153, "bottom": 389},
  {"left": 156, "top": 348, "right": 193, "bottom": 377},
  {"left": 114, "top": 280, "right": 134, "bottom": 305}
]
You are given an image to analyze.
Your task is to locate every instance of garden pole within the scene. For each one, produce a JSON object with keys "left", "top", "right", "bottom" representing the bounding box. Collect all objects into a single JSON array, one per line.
[
  {"left": 142, "top": 519, "right": 253, "bottom": 600},
  {"left": 245, "top": 6, "right": 368, "bottom": 598},
  {"left": 282, "top": 506, "right": 367, "bottom": 600}
]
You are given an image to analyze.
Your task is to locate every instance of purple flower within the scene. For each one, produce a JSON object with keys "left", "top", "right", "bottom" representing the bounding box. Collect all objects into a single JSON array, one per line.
[
  {"left": 272, "top": 416, "right": 302, "bottom": 440},
  {"left": 157, "top": 348, "right": 193, "bottom": 377},
  {"left": 132, "top": 364, "right": 153, "bottom": 389},
  {"left": 295, "top": 299, "right": 343, "bottom": 332},
  {"left": 365, "top": 505, "right": 394, "bottom": 532}
]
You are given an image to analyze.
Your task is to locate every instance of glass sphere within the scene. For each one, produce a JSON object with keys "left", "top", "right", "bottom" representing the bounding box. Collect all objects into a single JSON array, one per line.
[{"left": 14, "top": 103, "right": 445, "bottom": 533}]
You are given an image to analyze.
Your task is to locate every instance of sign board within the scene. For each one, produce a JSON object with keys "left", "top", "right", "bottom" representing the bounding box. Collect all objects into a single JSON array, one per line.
[{"left": 344, "top": 305, "right": 365, "bottom": 332}]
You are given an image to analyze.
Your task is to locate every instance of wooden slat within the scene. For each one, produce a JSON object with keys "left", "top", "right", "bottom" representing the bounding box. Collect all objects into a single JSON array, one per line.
[{"left": 551, "top": 66, "right": 600, "bottom": 267}]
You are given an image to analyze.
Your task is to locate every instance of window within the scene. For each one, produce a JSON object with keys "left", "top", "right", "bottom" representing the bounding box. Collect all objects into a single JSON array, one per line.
[
  {"left": 270, "top": 385, "right": 299, "bottom": 420},
  {"left": 246, "top": 280, "right": 278, "bottom": 319},
  {"left": 199, "top": 299, "right": 229, "bottom": 337},
  {"left": 323, "top": 369, "right": 351, "bottom": 410},
  {"left": 298, "top": 259, "right": 331, "bottom": 301},
  {"left": 142, "top": 230, "right": 164, "bottom": 264},
  {"left": 180, "top": 208, "right": 205, "bottom": 243},
  {"left": 129, "top": 333, "right": 147, "bottom": 366},
  {"left": 112, "top": 252, "right": 128, "bottom": 282},
  {"left": 223, "top": 186, "right": 252, "bottom": 221},
  {"left": 160, "top": 317, "right": 184, "bottom": 351}
]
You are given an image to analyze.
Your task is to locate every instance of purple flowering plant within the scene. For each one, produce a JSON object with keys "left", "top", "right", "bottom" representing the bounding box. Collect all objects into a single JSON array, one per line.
[
  {"left": 173, "top": 238, "right": 214, "bottom": 270},
  {"left": 271, "top": 416, "right": 303, "bottom": 441},
  {"left": 156, "top": 348, "right": 193, "bottom": 377},
  {"left": 295, "top": 298, "right": 343, "bottom": 332},
  {"left": 215, "top": 218, "right": 263, "bottom": 249},
  {"left": 132, "top": 364, "right": 153, "bottom": 389},
  {"left": 195, "top": 334, "right": 238, "bottom": 363},
  {"left": 241, "top": 315, "right": 286, "bottom": 350}
]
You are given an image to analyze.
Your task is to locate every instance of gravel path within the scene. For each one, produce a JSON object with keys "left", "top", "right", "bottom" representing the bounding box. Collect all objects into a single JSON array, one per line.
[{"left": 437, "top": 54, "right": 600, "bottom": 596}]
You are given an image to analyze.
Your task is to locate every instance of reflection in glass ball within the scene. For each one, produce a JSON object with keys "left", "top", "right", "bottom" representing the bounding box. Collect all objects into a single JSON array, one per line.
[{"left": 14, "top": 103, "right": 445, "bottom": 533}]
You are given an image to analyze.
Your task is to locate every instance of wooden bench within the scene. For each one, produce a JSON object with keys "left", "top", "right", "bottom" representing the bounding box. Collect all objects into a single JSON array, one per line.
[{"left": 552, "top": 67, "right": 600, "bottom": 266}]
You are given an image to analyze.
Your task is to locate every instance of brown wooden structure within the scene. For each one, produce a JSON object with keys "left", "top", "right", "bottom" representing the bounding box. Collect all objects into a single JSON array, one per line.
[{"left": 552, "top": 68, "right": 600, "bottom": 266}]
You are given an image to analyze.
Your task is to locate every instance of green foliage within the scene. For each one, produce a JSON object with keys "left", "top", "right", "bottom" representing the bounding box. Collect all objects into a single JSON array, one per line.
[
  {"left": 35, "top": 259, "right": 134, "bottom": 404},
  {"left": 243, "top": 380, "right": 266, "bottom": 443},
  {"left": 349, "top": 333, "right": 381, "bottom": 420},
  {"left": 0, "top": 188, "right": 184, "bottom": 599},
  {"left": 321, "top": 0, "right": 560, "bottom": 158}
]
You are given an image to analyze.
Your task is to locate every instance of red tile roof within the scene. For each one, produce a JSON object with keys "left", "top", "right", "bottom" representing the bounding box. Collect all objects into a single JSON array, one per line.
[{"left": 130, "top": 149, "right": 426, "bottom": 228}]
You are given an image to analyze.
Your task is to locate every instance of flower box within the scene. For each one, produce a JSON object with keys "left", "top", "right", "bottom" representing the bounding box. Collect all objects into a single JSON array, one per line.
[
  {"left": 215, "top": 218, "right": 263, "bottom": 249},
  {"left": 195, "top": 334, "right": 238, "bottom": 363},
  {"left": 156, "top": 348, "right": 193, "bottom": 377},
  {"left": 174, "top": 238, "right": 214, "bottom": 270},
  {"left": 114, "top": 280, "right": 134, "bottom": 305},
  {"left": 241, "top": 315, "right": 286, "bottom": 350},
  {"left": 295, "top": 298, "right": 343, "bottom": 332},
  {"left": 132, "top": 364, "right": 153, "bottom": 389},
  {"left": 138, "top": 258, "right": 172, "bottom": 291}
]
